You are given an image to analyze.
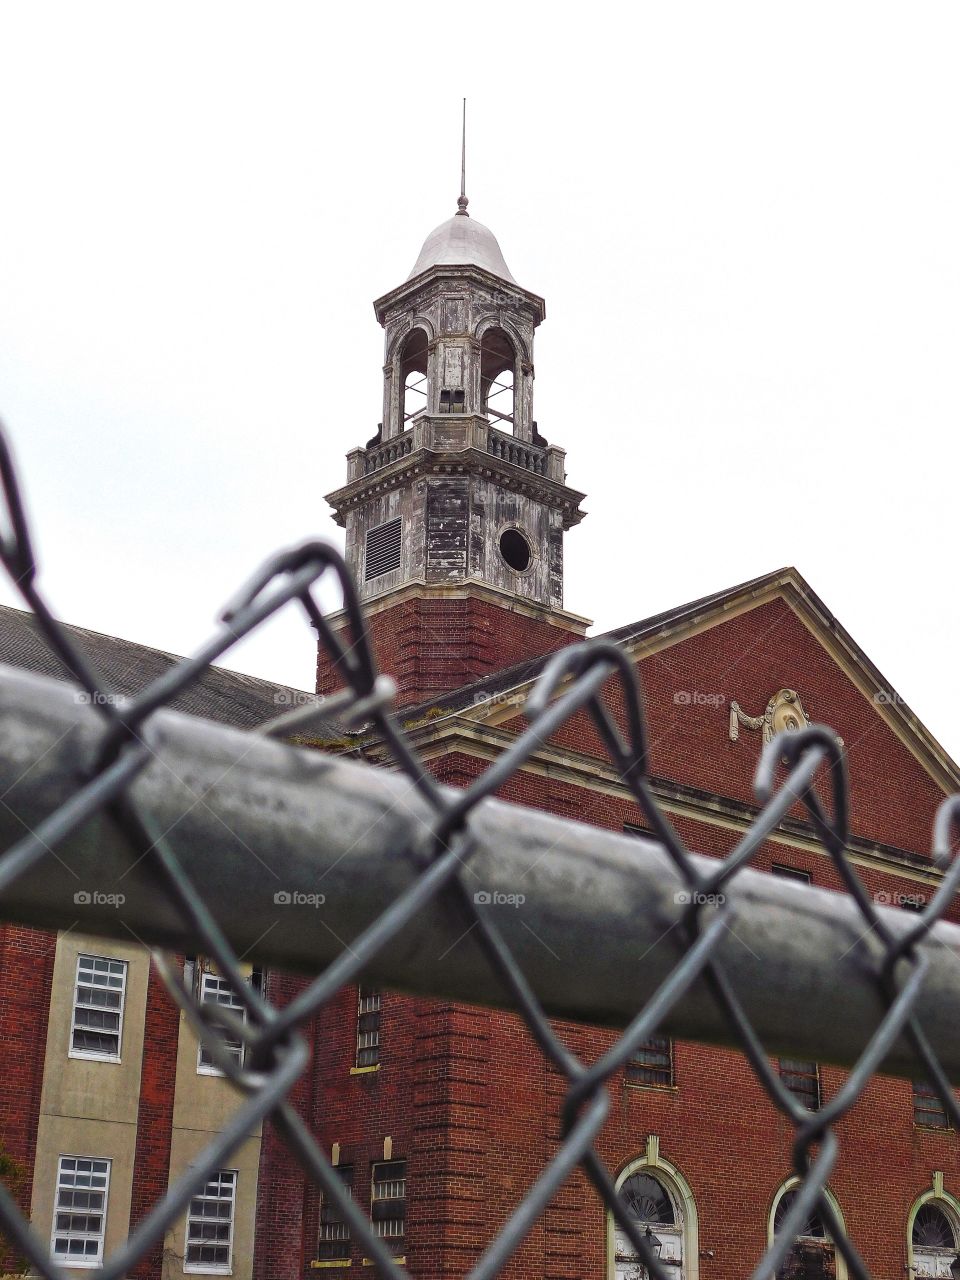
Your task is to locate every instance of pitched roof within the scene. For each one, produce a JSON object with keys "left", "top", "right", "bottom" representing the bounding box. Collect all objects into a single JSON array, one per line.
[
  {"left": 392, "top": 565, "right": 960, "bottom": 795},
  {"left": 0, "top": 604, "right": 310, "bottom": 730},
  {"left": 398, "top": 569, "right": 778, "bottom": 720}
]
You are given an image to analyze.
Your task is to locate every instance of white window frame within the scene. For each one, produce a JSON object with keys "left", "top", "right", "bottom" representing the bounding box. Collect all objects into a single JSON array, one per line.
[
  {"left": 51, "top": 1155, "right": 111, "bottom": 1268},
  {"left": 184, "top": 1169, "right": 237, "bottom": 1275},
  {"left": 69, "top": 954, "right": 127, "bottom": 1063},
  {"left": 196, "top": 971, "right": 245, "bottom": 1077}
]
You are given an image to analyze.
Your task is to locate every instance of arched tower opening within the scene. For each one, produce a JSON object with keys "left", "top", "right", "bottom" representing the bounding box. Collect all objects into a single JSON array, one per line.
[
  {"left": 480, "top": 328, "right": 516, "bottom": 432},
  {"left": 399, "top": 329, "right": 428, "bottom": 428}
]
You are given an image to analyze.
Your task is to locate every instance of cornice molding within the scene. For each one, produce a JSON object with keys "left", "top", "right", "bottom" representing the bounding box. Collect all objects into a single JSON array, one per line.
[{"left": 324, "top": 445, "right": 587, "bottom": 530}]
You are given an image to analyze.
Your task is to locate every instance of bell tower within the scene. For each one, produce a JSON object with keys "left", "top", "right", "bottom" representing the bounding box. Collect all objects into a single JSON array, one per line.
[{"left": 321, "top": 189, "right": 589, "bottom": 707}]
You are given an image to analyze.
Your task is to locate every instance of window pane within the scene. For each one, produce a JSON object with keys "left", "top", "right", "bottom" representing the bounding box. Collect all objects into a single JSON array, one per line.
[
  {"left": 185, "top": 1171, "right": 237, "bottom": 1273},
  {"left": 71, "top": 956, "right": 127, "bottom": 1060},
  {"left": 51, "top": 1156, "right": 111, "bottom": 1266},
  {"left": 197, "top": 972, "right": 246, "bottom": 1073}
]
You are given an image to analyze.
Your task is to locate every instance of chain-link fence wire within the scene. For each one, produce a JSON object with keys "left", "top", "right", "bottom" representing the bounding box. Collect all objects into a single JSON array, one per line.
[{"left": 0, "top": 418, "right": 959, "bottom": 1280}]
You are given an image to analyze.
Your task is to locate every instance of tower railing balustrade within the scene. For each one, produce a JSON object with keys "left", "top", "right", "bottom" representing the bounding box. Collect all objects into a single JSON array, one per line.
[
  {"left": 348, "top": 417, "right": 565, "bottom": 485},
  {"left": 485, "top": 424, "right": 546, "bottom": 476}
]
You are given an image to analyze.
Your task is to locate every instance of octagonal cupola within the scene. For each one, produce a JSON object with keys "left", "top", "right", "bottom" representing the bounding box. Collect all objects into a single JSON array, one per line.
[{"left": 323, "top": 185, "right": 588, "bottom": 694}]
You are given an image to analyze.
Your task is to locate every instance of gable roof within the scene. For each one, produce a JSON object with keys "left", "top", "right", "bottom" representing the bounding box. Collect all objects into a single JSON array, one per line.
[
  {"left": 393, "top": 566, "right": 960, "bottom": 796},
  {"left": 0, "top": 604, "right": 310, "bottom": 730},
  {"left": 397, "top": 569, "right": 777, "bottom": 720}
]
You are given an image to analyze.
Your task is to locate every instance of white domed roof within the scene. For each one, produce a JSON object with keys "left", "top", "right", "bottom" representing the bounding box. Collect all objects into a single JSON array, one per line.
[{"left": 408, "top": 212, "right": 516, "bottom": 284}]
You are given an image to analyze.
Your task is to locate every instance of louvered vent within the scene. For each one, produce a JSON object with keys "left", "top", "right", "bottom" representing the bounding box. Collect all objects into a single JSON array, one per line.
[{"left": 364, "top": 517, "right": 402, "bottom": 580}]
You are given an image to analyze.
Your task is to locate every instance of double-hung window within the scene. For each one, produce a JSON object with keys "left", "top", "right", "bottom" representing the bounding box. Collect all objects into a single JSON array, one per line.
[
  {"left": 51, "top": 1156, "right": 111, "bottom": 1267},
  {"left": 185, "top": 1169, "right": 237, "bottom": 1273},
  {"left": 197, "top": 972, "right": 245, "bottom": 1075},
  {"left": 70, "top": 955, "right": 127, "bottom": 1061}
]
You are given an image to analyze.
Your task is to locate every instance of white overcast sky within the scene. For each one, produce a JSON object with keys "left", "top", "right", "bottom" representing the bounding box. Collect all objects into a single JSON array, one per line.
[{"left": 1, "top": 4, "right": 958, "bottom": 761}]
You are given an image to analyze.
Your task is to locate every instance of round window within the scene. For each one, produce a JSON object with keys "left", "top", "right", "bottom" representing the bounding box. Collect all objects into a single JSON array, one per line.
[{"left": 499, "top": 528, "right": 532, "bottom": 572}]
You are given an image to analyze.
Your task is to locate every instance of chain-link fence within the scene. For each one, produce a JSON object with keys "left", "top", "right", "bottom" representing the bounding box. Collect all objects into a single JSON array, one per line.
[{"left": 0, "top": 420, "right": 959, "bottom": 1280}]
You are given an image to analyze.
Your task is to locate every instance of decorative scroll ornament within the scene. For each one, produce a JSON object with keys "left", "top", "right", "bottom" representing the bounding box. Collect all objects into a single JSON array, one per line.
[{"left": 729, "top": 688, "right": 811, "bottom": 744}]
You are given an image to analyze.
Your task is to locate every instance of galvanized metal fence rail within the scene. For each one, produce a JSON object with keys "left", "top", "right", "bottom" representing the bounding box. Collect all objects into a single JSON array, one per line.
[{"left": 0, "top": 421, "right": 958, "bottom": 1280}]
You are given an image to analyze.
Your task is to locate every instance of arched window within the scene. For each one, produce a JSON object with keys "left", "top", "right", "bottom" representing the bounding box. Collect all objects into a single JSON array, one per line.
[
  {"left": 909, "top": 1197, "right": 960, "bottom": 1279},
  {"left": 771, "top": 1184, "right": 847, "bottom": 1280},
  {"left": 480, "top": 328, "right": 516, "bottom": 431},
  {"left": 399, "top": 329, "right": 428, "bottom": 427},
  {"left": 609, "top": 1151, "right": 698, "bottom": 1280}
]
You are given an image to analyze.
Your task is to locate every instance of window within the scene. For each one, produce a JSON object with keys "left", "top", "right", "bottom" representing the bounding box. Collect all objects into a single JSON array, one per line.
[
  {"left": 185, "top": 1169, "right": 237, "bottom": 1273},
  {"left": 197, "top": 971, "right": 245, "bottom": 1075},
  {"left": 614, "top": 1169, "right": 686, "bottom": 1272},
  {"left": 356, "top": 988, "right": 382, "bottom": 1068},
  {"left": 370, "top": 1160, "right": 405, "bottom": 1248},
  {"left": 70, "top": 954, "right": 127, "bottom": 1061},
  {"left": 772, "top": 1187, "right": 836, "bottom": 1280},
  {"left": 769, "top": 873, "right": 821, "bottom": 1111},
  {"left": 623, "top": 824, "right": 663, "bottom": 854},
  {"left": 626, "top": 1036, "right": 674, "bottom": 1088},
  {"left": 498, "top": 528, "right": 531, "bottom": 573},
  {"left": 317, "top": 1165, "right": 353, "bottom": 1262},
  {"left": 439, "top": 389, "right": 464, "bottom": 414},
  {"left": 771, "top": 864, "right": 811, "bottom": 884},
  {"left": 914, "top": 1080, "right": 951, "bottom": 1130},
  {"left": 364, "top": 518, "right": 402, "bottom": 581},
  {"left": 51, "top": 1156, "right": 111, "bottom": 1267},
  {"left": 778, "top": 1059, "right": 821, "bottom": 1110},
  {"left": 912, "top": 1202, "right": 959, "bottom": 1278}
]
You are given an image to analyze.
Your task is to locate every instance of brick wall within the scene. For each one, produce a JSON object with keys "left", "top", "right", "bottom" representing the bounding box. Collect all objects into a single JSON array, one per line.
[
  {"left": 297, "top": 590, "right": 960, "bottom": 1280},
  {"left": 316, "top": 595, "right": 579, "bottom": 708},
  {"left": 0, "top": 924, "right": 56, "bottom": 1270},
  {"left": 127, "top": 963, "right": 182, "bottom": 1280}
]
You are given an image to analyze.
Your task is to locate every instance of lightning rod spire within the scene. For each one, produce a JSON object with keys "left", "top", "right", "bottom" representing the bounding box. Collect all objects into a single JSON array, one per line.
[{"left": 457, "top": 98, "right": 469, "bottom": 216}]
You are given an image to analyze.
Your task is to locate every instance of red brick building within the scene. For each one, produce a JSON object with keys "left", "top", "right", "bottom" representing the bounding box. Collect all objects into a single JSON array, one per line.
[
  {"left": 280, "top": 197, "right": 960, "bottom": 1280},
  {"left": 1, "top": 195, "right": 960, "bottom": 1280}
]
